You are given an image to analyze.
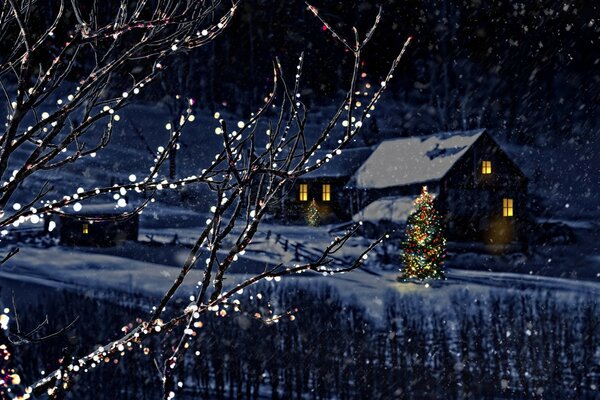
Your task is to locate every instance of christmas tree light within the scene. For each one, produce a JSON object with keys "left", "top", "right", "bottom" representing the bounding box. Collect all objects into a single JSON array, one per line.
[
  {"left": 401, "top": 186, "right": 446, "bottom": 279},
  {"left": 306, "top": 199, "right": 320, "bottom": 226}
]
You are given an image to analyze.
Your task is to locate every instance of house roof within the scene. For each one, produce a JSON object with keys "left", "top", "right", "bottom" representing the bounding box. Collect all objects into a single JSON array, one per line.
[
  {"left": 301, "top": 147, "right": 374, "bottom": 179},
  {"left": 352, "top": 195, "right": 415, "bottom": 224},
  {"left": 348, "top": 129, "right": 485, "bottom": 189},
  {"left": 64, "top": 202, "right": 136, "bottom": 216}
]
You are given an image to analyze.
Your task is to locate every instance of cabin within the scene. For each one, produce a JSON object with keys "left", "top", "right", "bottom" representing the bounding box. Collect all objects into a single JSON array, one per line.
[
  {"left": 270, "top": 148, "right": 372, "bottom": 223},
  {"left": 278, "top": 129, "right": 528, "bottom": 244},
  {"left": 348, "top": 129, "right": 528, "bottom": 243},
  {"left": 47, "top": 203, "right": 139, "bottom": 247}
]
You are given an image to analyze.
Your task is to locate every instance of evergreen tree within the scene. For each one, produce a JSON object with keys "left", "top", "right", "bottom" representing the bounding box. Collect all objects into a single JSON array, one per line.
[
  {"left": 306, "top": 199, "right": 320, "bottom": 226},
  {"left": 401, "top": 186, "right": 446, "bottom": 279}
]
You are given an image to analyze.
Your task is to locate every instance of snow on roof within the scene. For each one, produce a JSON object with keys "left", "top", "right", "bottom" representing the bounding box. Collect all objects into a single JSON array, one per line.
[
  {"left": 302, "top": 147, "right": 374, "bottom": 179},
  {"left": 64, "top": 202, "right": 136, "bottom": 216},
  {"left": 350, "top": 129, "right": 485, "bottom": 189},
  {"left": 352, "top": 196, "right": 415, "bottom": 224}
]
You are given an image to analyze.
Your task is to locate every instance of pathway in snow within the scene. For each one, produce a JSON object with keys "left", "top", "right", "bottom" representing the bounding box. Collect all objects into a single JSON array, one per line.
[{"left": 1, "top": 240, "right": 599, "bottom": 319}]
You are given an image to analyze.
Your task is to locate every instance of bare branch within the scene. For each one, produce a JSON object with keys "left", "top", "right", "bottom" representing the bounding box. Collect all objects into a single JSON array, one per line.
[
  {"left": 14, "top": 4, "right": 414, "bottom": 399},
  {"left": 0, "top": 247, "right": 19, "bottom": 264}
]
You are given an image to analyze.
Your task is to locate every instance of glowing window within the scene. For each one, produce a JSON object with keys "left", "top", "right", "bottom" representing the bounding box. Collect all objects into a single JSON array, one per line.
[
  {"left": 502, "top": 198, "right": 513, "bottom": 217},
  {"left": 482, "top": 160, "right": 492, "bottom": 174},
  {"left": 82, "top": 223, "right": 89, "bottom": 234},
  {"left": 322, "top": 184, "right": 331, "bottom": 201},
  {"left": 299, "top": 184, "right": 308, "bottom": 201}
]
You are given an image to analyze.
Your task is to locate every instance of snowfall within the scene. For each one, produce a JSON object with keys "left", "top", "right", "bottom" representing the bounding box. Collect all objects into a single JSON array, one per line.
[
  {"left": 1, "top": 100, "right": 597, "bottom": 304},
  {"left": 0, "top": 98, "right": 600, "bottom": 315},
  {"left": 0, "top": 99, "right": 599, "bottom": 399}
]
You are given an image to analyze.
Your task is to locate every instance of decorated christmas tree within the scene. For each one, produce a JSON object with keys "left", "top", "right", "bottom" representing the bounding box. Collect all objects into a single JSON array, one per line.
[
  {"left": 401, "top": 186, "right": 446, "bottom": 279},
  {"left": 306, "top": 199, "right": 320, "bottom": 226}
]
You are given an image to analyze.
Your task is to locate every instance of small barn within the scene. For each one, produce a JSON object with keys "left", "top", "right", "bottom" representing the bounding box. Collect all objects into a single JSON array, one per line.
[
  {"left": 348, "top": 129, "right": 528, "bottom": 243},
  {"left": 50, "top": 203, "right": 139, "bottom": 247},
  {"left": 273, "top": 147, "right": 373, "bottom": 223}
]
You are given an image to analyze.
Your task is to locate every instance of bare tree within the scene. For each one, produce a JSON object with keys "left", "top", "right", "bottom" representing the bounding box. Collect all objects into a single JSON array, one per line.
[
  {"left": 0, "top": 0, "right": 237, "bottom": 242},
  {"left": 0, "top": 2, "right": 412, "bottom": 398}
]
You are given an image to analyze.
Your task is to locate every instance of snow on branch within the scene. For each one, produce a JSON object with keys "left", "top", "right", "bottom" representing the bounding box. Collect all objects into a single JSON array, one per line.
[
  {"left": 0, "top": 0, "right": 237, "bottom": 212},
  {"left": 9, "top": 3, "right": 414, "bottom": 399}
]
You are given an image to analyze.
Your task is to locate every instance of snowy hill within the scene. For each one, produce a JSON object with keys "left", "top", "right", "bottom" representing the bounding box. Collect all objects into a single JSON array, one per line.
[{"left": 2, "top": 236, "right": 599, "bottom": 320}]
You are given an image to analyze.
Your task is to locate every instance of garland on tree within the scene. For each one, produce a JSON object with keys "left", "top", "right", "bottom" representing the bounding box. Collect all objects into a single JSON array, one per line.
[
  {"left": 306, "top": 199, "right": 320, "bottom": 226},
  {"left": 0, "top": 314, "right": 25, "bottom": 399},
  {"left": 400, "top": 186, "right": 446, "bottom": 280}
]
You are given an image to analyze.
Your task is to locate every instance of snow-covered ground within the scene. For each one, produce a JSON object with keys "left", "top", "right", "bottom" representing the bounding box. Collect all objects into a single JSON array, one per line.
[
  {"left": 2, "top": 216, "right": 599, "bottom": 320},
  {"left": 0, "top": 96, "right": 598, "bottom": 326}
]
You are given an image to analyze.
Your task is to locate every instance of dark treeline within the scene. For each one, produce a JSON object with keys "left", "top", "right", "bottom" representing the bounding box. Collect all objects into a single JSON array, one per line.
[
  {"left": 207, "top": 0, "right": 599, "bottom": 146},
  {"left": 2, "top": 1, "right": 598, "bottom": 146},
  {"left": 6, "top": 283, "right": 599, "bottom": 399}
]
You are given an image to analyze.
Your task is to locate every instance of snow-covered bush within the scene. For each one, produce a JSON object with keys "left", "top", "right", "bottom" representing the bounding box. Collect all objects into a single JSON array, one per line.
[{"left": 8, "top": 283, "right": 599, "bottom": 399}]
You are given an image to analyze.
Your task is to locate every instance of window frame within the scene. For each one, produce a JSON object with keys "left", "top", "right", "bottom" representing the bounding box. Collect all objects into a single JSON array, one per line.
[
  {"left": 299, "top": 183, "right": 308, "bottom": 202},
  {"left": 502, "top": 198, "right": 514, "bottom": 217},
  {"left": 322, "top": 183, "right": 331, "bottom": 202},
  {"left": 482, "top": 160, "right": 492, "bottom": 175}
]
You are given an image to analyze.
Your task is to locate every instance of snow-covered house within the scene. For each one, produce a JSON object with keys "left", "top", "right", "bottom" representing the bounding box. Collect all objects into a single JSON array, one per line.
[
  {"left": 50, "top": 203, "right": 139, "bottom": 247},
  {"left": 348, "top": 129, "right": 528, "bottom": 243},
  {"left": 272, "top": 147, "right": 373, "bottom": 223}
]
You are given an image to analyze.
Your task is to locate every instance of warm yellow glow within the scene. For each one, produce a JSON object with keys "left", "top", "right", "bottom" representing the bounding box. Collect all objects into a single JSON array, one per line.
[
  {"left": 83, "top": 223, "right": 89, "bottom": 234},
  {"left": 322, "top": 184, "right": 331, "bottom": 201},
  {"left": 299, "top": 184, "right": 308, "bottom": 201},
  {"left": 10, "top": 373, "right": 21, "bottom": 385},
  {"left": 502, "top": 198, "right": 513, "bottom": 217},
  {"left": 482, "top": 160, "right": 492, "bottom": 174}
]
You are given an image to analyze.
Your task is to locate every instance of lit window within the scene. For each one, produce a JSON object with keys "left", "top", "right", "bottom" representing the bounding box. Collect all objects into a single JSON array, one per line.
[
  {"left": 83, "top": 223, "right": 89, "bottom": 234},
  {"left": 502, "top": 198, "right": 513, "bottom": 217},
  {"left": 482, "top": 160, "right": 492, "bottom": 174},
  {"left": 322, "top": 184, "right": 331, "bottom": 201},
  {"left": 299, "top": 184, "right": 308, "bottom": 201}
]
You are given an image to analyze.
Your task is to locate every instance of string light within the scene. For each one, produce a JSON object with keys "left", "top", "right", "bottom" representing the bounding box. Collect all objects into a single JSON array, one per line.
[
  {"left": 306, "top": 199, "right": 320, "bottom": 226},
  {"left": 401, "top": 186, "right": 446, "bottom": 279}
]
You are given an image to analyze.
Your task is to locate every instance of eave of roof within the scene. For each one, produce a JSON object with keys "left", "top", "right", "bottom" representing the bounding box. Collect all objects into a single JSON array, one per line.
[{"left": 301, "top": 147, "right": 374, "bottom": 179}]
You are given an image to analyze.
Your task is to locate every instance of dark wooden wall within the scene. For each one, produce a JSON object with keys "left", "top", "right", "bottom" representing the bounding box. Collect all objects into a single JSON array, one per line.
[
  {"left": 59, "top": 215, "right": 139, "bottom": 247},
  {"left": 273, "top": 177, "right": 350, "bottom": 224},
  {"left": 438, "top": 133, "right": 528, "bottom": 242}
]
